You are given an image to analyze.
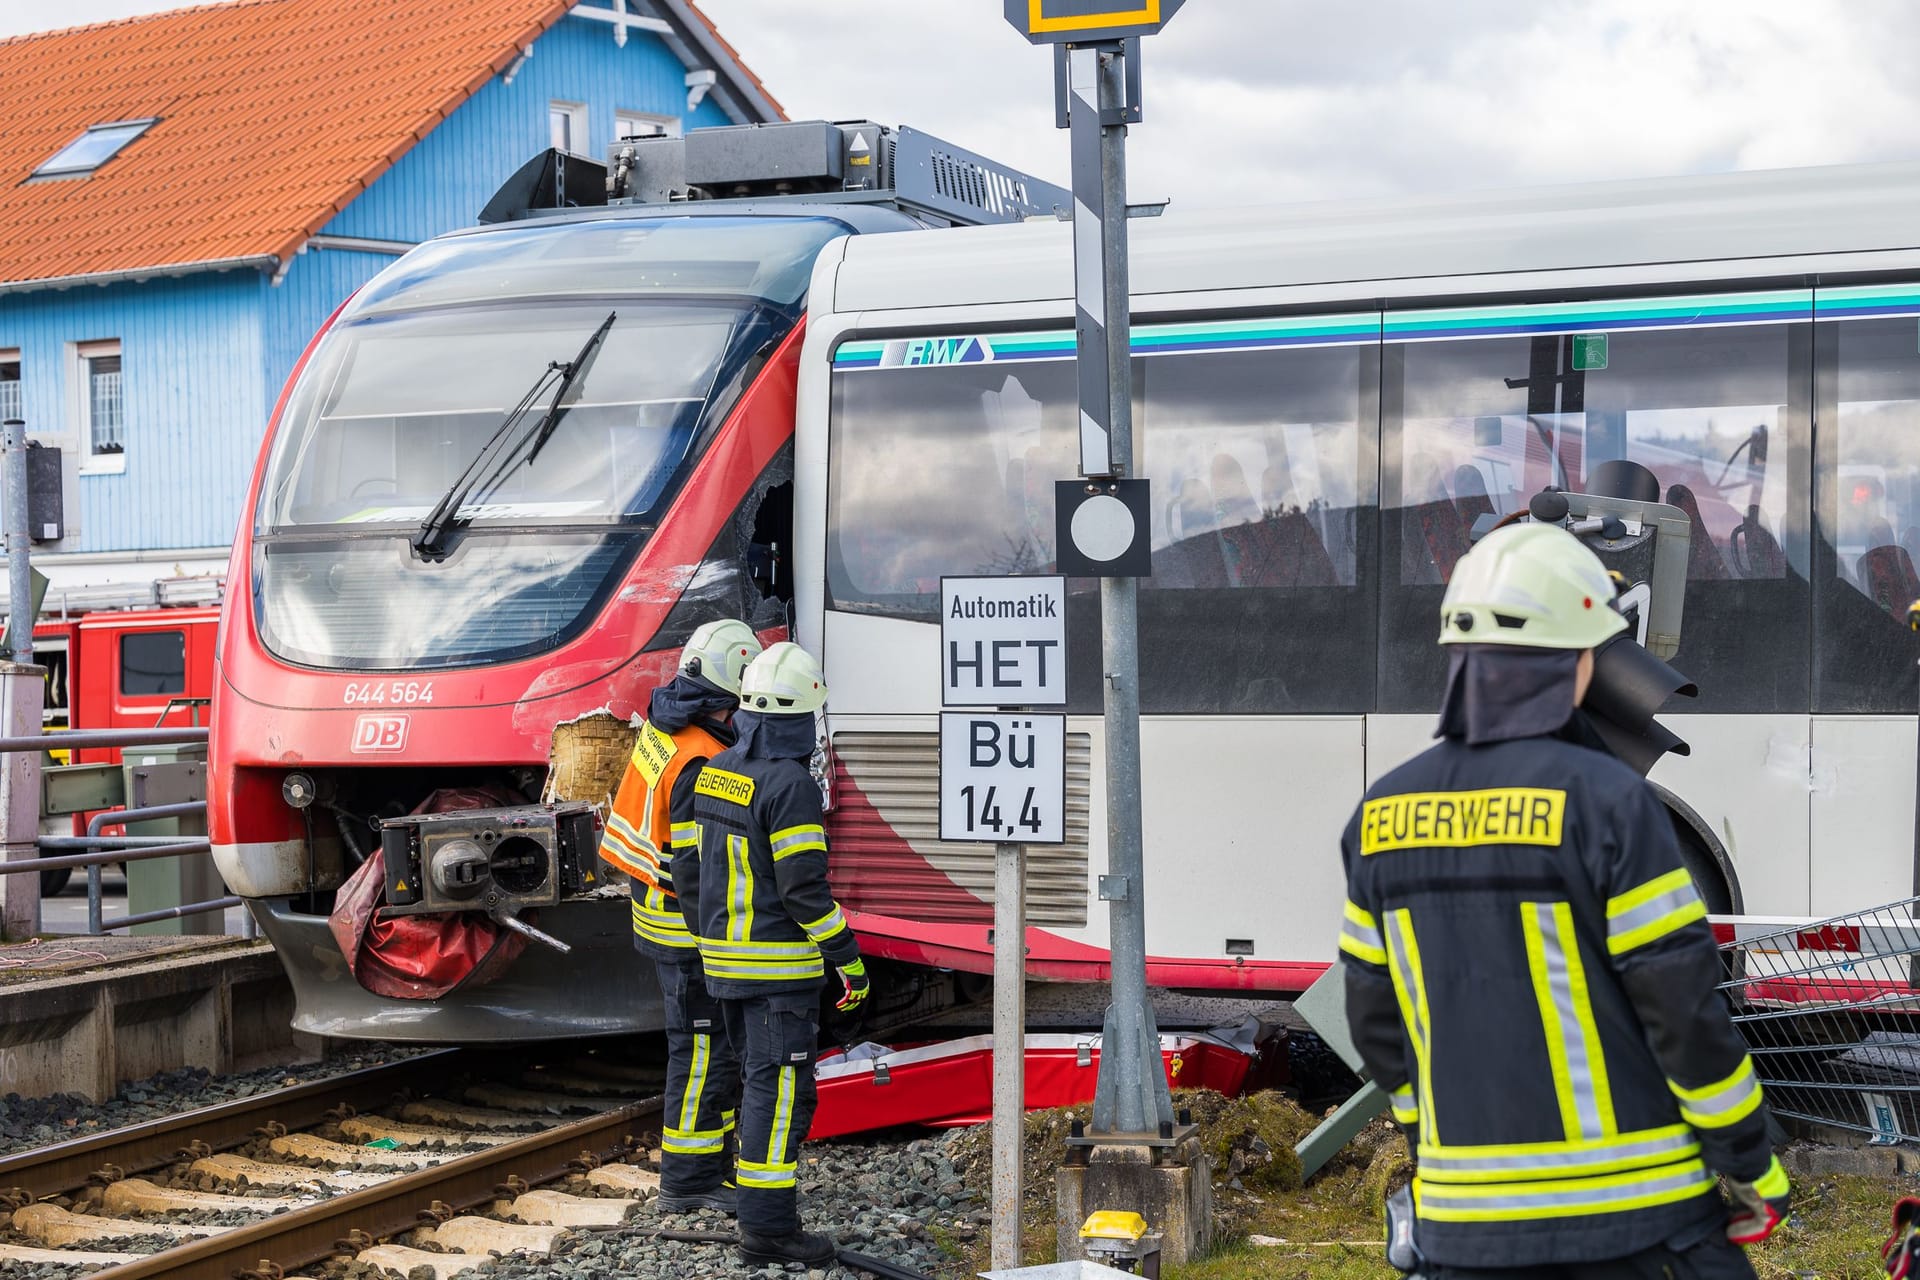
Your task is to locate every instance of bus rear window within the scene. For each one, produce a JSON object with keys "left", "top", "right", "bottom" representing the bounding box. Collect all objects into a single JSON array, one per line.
[{"left": 121, "top": 630, "right": 186, "bottom": 696}]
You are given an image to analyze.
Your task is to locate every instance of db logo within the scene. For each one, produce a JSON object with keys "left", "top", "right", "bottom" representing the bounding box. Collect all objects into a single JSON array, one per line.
[{"left": 351, "top": 714, "right": 410, "bottom": 753}]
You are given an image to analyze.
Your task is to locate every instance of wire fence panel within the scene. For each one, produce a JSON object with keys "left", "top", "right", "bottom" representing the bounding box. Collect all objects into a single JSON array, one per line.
[{"left": 1717, "top": 900, "right": 1920, "bottom": 1142}]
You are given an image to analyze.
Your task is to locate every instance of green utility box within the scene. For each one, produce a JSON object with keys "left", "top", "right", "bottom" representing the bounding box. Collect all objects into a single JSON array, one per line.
[{"left": 121, "top": 742, "right": 218, "bottom": 936}]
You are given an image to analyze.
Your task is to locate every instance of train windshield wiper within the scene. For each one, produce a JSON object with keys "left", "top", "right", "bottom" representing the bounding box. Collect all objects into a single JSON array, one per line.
[{"left": 411, "top": 311, "right": 617, "bottom": 560}]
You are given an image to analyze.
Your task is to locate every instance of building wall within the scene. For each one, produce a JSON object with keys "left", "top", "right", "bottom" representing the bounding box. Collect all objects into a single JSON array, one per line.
[
  {"left": 0, "top": 271, "right": 265, "bottom": 555},
  {"left": 320, "top": 12, "right": 732, "bottom": 245}
]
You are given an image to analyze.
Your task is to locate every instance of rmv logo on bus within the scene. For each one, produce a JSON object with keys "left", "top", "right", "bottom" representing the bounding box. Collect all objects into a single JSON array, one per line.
[
  {"left": 352, "top": 714, "right": 410, "bottom": 753},
  {"left": 884, "top": 337, "right": 992, "bottom": 368}
]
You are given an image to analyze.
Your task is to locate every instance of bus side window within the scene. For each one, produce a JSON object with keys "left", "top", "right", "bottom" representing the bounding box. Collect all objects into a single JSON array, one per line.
[
  {"left": 121, "top": 630, "right": 187, "bottom": 697},
  {"left": 1383, "top": 313, "right": 1809, "bottom": 714},
  {"left": 826, "top": 328, "right": 1378, "bottom": 715},
  {"left": 1816, "top": 313, "right": 1920, "bottom": 711}
]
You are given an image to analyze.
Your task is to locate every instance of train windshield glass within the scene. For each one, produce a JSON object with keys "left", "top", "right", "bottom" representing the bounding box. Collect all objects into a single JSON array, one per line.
[
  {"left": 253, "top": 298, "right": 780, "bottom": 671},
  {"left": 251, "top": 216, "right": 845, "bottom": 671},
  {"left": 258, "top": 300, "right": 746, "bottom": 532}
]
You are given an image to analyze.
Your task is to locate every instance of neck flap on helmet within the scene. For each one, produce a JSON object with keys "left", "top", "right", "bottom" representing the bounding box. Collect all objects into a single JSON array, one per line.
[
  {"left": 648, "top": 674, "right": 740, "bottom": 738},
  {"left": 1435, "top": 644, "right": 1582, "bottom": 747},
  {"left": 734, "top": 709, "right": 817, "bottom": 761}
]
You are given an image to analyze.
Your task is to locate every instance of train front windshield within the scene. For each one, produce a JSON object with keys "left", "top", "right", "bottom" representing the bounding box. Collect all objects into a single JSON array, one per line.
[{"left": 251, "top": 216, "right": 844, "bottom": 672}]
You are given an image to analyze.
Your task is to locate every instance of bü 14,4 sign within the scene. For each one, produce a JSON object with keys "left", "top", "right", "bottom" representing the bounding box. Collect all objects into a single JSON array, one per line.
[{"left": 939, "top": 713, "right": 1066, "bottom": 845}]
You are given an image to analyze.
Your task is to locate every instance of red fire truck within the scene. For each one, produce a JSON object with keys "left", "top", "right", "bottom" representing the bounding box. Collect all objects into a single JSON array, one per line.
[{"left": 25, "top": 586, "right": 220, "bottom": 893}]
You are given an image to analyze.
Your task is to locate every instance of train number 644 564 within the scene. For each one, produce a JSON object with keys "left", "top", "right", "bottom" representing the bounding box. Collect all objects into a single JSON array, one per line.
[{"left": 342, "top": 681, "right": 435, "bottom": 706}]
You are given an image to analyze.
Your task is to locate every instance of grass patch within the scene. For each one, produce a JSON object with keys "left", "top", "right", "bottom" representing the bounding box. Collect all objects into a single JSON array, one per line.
[{"left": 940, "top": 1092, "right": 1915, "bottom": 1280}]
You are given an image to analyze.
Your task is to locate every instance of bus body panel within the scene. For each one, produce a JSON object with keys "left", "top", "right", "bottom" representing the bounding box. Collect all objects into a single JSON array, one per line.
[
  {"left": 822, "top": 160, "right": 1920, "bottom": 316},
  {"left": 1650, "top": 715, "right": 1815, "bottom": 916},
  {"left": 824, "top": 704, "right": 1361, "bottom": 983},
  {"left": 1809, "top": 715, "right": 1915, "bottom": 913},
  {"left": 800, "top": 162, "right": 1920, "bottom": 991}
]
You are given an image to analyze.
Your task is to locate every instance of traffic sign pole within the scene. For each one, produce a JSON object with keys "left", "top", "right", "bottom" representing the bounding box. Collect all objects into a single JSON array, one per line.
[
  {"left": 938, "top": 577, "right": 1068, "bottom": 1273},
  {"left": 990, "top": 836, "right": 1027, "bottom": 1271},
  {"left": 1069, "top": 38, "right": 1172, "bottom": 1145},
  {"left": 1005, "top": 3, "right": 1188, "bottom": 1260}
]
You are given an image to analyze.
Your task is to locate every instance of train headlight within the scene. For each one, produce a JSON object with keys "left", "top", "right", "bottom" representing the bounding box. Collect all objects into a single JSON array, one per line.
[{"left": 281, "top": 772, "right": 317, "bottom": 810}]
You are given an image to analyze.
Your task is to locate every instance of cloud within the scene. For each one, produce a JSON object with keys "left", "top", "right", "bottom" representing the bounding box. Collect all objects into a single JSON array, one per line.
[
  {"left": 12, "top": 0, "right": 1920, "bottom": 209},
  {"left": 698, "top": 0, "right": 1920, "bottom": 208}
]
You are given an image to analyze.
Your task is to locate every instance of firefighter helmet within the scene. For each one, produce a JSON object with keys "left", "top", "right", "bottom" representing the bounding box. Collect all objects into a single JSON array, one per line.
[
  {"left": 680, "top": 619, "right": 763, "bottom": 696},
  {"left": 1440, "top": 522, "right": 1627, "bottom": 651},
  {"left": 739, "top": 641, "right": 828, "bottom": 715}
]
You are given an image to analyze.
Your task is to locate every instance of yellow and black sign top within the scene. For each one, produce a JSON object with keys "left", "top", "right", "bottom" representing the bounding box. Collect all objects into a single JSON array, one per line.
[
  {"left": 1360, "top": 788, "right": 1566, "bottom": 856},
  {"left": 1004, "top": 0, "right": 1185, "bottom": 44},
  {"left": 695, "top": 768, "right": 756, "bottom": 807}
]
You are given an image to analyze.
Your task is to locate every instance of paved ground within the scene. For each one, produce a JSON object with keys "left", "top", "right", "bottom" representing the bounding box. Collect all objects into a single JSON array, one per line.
[{"left": 39, "top": 869, "right": 251, "bottom": 937}]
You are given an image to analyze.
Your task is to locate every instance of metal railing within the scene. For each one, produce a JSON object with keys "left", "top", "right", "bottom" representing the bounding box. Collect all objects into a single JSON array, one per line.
[
  {"left": 1718, "top": 898, "right": 1920, "bottom": 1142},
  {"left": 0, "top": 726, "right": 240, "bottom": 938},
  {"left": 1, "top": 727, "right": 208, "bottom": 753}
]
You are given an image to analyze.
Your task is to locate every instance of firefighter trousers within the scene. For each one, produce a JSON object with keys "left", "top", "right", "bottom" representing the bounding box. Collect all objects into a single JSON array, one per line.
[
  {"left": 656, "top": 955, "right": 741, "bottom": 1196},
  {"left": 720, "top": 989, "right": 820, "bottom": 1237},
  {"left": 1426, "top": 1232, "right": 1757, "bottom": 1280}
]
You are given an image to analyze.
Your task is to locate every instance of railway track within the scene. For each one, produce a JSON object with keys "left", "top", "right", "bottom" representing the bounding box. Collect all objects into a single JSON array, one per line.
[{"left": 0, "top": 1048, "right": 672, "bottom": 1279}]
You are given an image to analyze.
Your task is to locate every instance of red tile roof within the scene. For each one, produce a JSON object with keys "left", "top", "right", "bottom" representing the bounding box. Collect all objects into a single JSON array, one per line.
[{"left": 0, "top": 0, "right": 773, "bottom": 289}]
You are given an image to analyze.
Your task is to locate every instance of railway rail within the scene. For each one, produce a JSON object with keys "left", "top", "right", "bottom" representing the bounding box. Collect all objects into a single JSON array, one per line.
[{"left": 0, "top": 1048, "right": 673, "bottom": 1280}]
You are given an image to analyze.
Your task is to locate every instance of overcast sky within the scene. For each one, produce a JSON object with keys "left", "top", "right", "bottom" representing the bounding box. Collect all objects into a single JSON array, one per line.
[{"left": 5, "top": 0, "right": 1919, "bottom": 208}]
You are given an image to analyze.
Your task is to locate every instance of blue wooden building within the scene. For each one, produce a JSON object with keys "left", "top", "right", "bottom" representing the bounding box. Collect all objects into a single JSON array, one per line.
[{"left": 0, "top": 0, "right": 779, "bottom": 601}]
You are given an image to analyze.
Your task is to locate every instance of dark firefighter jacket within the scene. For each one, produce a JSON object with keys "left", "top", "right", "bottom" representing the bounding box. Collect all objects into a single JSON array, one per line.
[
  {"left": 676, "top": 746, "right": 861, "bottom": 998},
  {"left": 1340, "top": 729, "right": 1774, "bottom": 1268}
]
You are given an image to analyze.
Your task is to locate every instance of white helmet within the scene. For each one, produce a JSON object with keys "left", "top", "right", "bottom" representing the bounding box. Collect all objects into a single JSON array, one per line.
[
  {"left": 739, "top": 641, "right": 828, "bottom": 715},
  {"left": 679, "top": 619, "right": 763, "bottom": 697},
  {"left": 1440, "top": 522, "right": 1627, "bottom": 651}
]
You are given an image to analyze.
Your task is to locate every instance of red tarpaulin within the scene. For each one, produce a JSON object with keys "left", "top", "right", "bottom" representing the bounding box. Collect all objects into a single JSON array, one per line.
[
  {"left": 327, "top": 787, "right": 529, "bottom": 1000},
  {"left": 809, "top": 1033, "right": 1254, "bottom": 1140}
]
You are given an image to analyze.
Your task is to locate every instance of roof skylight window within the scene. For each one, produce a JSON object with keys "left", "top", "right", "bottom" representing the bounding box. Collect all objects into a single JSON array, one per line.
[{"left": 32, "top": 119, "right": 157, "bottom": 179}]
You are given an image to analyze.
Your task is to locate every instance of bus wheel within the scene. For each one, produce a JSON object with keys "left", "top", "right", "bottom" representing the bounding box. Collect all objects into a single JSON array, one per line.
[
  {"left": 1648, "top": 781, "right": 1740, "bottom": 916},
  {"left": 39, "top": 867, "right": 71, "bottom": 897}
]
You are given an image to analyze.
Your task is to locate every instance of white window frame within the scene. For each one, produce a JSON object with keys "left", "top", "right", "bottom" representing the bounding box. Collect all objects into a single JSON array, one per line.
[
  {"left": 614, "top": 110, "right": 679, "bottom": 141},
  {"left": 31, "top": 118, "right": 157, "bottom": 181},
  {"left": 0, "top": 349, "right": 19, "bottom": 428},
  {"left": 549, "top": 100, "right": 589, "bottom": 154},
  {"left": 69, "top": 340, "right": 125, "bottom": 475}
]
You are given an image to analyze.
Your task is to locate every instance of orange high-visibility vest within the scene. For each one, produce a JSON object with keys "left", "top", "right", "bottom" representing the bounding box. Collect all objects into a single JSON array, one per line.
[{"left": 598, "top": 719, "right": 728, "bottom": 892}]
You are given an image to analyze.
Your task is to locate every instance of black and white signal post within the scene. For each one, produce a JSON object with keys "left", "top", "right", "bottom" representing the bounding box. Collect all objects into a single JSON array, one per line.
[
  {"left": 1004, "top": 0, "right": 1209, "bottom": 1266},
  {"left": 939, "top": 574, "right": 1066, "bottom": 1272},
  {"left": 1007, "top": 0, "right": 1186, "bottom": 1173}
]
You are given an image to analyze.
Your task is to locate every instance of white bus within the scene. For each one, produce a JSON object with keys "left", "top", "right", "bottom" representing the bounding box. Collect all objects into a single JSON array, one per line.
[{"left": 794, "top": 158, "right": 1920, "bottom": 994}]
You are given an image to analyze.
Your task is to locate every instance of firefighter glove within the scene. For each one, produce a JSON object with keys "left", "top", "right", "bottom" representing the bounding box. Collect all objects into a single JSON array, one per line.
[
  {"left": 1726, "top": 1156, "right": 1791, "bottom": 1246},
  {"left": 1882, "top": 1196, "right": 1920, "bottom": 1277},
  {"left": 1384, "top": 1184, "right": 1425, "bottom": 1275},
  {"left": 834, "top": 959, "right": 870, "bottom": 1013}
]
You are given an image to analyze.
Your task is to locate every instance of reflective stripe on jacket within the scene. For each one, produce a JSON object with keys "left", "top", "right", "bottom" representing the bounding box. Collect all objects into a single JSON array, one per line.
[
  {"left": 598, "top": 718, "right": 727, "bottom": 956},
  {"left": 1340, "top": 732, "right": 1773, "bottom": 1269},
  {"left": 676, "top": 747, "right": 860, "bottom": 998}
]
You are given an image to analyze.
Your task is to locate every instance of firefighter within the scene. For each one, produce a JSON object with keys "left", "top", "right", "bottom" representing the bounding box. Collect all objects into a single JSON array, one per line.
[
  {"left": 674, "top": 640, "right": 867, "bottom": 1268},
  {"left": 1340, "top": 522, "right": 1789, "bottom": 1280},
  {"left": 597, "top": 618, "right": 763, "bottom": 1215}
]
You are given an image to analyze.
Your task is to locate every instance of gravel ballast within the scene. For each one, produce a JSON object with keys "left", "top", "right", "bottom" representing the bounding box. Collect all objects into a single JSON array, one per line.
[
  {"left": 0, "top": 1044, "right": 433, "bottom": 1159},
  {"left": 315, "top": 1131, "right": 980, "bottom": 1280}
]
